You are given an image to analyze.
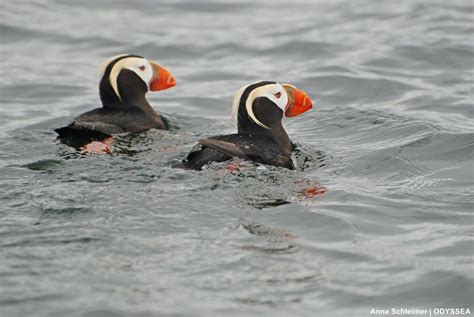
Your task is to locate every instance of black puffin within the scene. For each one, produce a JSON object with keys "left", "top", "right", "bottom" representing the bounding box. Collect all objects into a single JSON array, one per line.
[
  {"left": 183, "top": 81, "right": 313, "bottom": 170},
  {"left": 55, "top": 54, "right": 176, "bottom": 152}
]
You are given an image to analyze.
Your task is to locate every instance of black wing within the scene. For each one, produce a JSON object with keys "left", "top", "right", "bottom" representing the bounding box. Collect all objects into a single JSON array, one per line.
[
  {"left": 55, "top": 107, "right": 165, "bottom": 149},
  {"left": 182, "top": 134, "right": 293, "bottom": 170}
]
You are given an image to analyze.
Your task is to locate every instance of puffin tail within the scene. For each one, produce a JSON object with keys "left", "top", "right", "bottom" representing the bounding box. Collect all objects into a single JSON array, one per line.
[{"left": 55, "top": 126, "right": 111, "bottom": 150}]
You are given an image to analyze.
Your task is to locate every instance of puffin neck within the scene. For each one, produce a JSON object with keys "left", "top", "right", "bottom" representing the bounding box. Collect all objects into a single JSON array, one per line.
[
  {"left": 270, "top": 124, "right": 292, "bottom": 156},
  {"left": 236, "top": 89, "right": 292, "bottom": 154},
  {"left": 237, "top": 120, "right": 273, "bottom": 136},
  {"left": 238, "top": 121, "right": 292, "bottom": 156},
  {"left": 100, "top": 69, "right": 159, "bottom": 118},
  {"left": 99, "top": 75, "right": 122, "bottom": 108}
]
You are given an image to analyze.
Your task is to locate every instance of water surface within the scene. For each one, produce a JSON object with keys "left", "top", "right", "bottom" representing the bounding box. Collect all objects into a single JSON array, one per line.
[{"left": 0, "top": 1, "right": 473, "bottom": 316}]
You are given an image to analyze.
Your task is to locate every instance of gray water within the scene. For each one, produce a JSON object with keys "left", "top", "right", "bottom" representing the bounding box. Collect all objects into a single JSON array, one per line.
[{"left": 0, "top": 1, "right": 473, "bottom": 316}]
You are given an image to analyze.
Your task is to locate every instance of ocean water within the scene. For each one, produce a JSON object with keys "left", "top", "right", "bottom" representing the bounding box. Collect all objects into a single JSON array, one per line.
[{"left": 0, "top": 1, "right": 473, "bottom": 316}]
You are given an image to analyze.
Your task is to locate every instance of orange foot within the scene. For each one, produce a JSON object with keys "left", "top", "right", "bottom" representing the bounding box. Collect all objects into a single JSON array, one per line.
[
  {"left": 80, "top": 137, "right": 113, "bottom": 154},
  {"left": 226, "top": 160, "right": 244, "bottom": 173},
  {"left": 293, "top": 179, "right": 328, "bottom": 198},
  {"left": 301, "top": 186, "right": 328, "bottom": 198},
  {"left": 210, "top": 160, "right": 244, "bottom": 177}
]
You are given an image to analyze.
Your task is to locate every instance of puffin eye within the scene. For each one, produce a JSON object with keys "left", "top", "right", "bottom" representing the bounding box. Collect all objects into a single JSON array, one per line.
[
  {"left": 274, "top": 92, "right": 281, "bottom": 98},
  {"left": 139, "top": 65, "right": 146, "bottom": 71}
]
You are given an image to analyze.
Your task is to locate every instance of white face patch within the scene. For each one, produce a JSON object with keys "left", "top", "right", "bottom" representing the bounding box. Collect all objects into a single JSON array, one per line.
[
  {"left": 231, "top": 83, "right": 288, "bottom": 129},
  {"left": 99, "top": 56, "right": 153, "bottom": 101},
  {"left": 97, "top": 54, "right": 128, "bottom": 81},
  {"left": 244, "top": 83, "right": 288, "bottom": 129}
]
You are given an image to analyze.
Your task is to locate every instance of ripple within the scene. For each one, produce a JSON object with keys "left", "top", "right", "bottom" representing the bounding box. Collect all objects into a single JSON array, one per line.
[
  {"left": 241, "top": 222, "right": 296, "bottom": 240},
  {"left": 2, "top": 235, "right": 101, "bottom": 248},
  {"left": 0, "top": 24, "right": 49, "bottom": 43},
  {"left": 261, "top": 40, "right": 351, "bottom": 57},
  {"left": 127, "top": 42, "right": 200, "bottom": 60},
  {"left": 23, "top": 159, "right": 63, "bottom": 171},
  {"left": 303, "top": 75, "right": 419, "bottom": 104},
  {"left": 237, "top": 244, "right": 300, "bottom": 255},
  {"left": 0, "top": 294, "right": 65, "bottom": 306},
  {"left": 0, "top": 84, "right": 88, "bottom": 104}
]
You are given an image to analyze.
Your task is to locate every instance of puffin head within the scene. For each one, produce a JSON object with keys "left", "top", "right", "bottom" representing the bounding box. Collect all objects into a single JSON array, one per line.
[
  {"left": 98, "top": 54, "right": 176, "bottom": 106},
  {"left": 231, "top": 81, "right": 312, "bottom": 131}
]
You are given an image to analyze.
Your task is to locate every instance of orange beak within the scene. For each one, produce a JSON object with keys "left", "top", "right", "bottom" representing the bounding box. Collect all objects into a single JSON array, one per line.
[
  {"left": 282, "top": 84, "right": 313, "bottom": 117},
  {"left": 149, "top": 62, "right": 176, "bottom": 91}
]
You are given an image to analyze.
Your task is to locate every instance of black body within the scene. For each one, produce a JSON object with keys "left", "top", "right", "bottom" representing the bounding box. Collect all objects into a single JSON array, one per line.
[
  {"left": 55, "top": 55, "right": 166, "bottom": 148},
  {"left": 183, "top": 81, "right": 295, "bottom": 170}
]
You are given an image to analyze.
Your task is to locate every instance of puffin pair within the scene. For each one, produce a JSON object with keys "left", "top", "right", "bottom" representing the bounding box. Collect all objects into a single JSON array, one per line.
[{"left": 56, "top": 55, "right": 313, "bottom": 169}]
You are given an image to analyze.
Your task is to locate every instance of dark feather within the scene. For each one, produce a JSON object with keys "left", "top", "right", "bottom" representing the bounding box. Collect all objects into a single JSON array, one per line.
[{"left": 182, "top": 134, "right": 294, "bottom": 170}]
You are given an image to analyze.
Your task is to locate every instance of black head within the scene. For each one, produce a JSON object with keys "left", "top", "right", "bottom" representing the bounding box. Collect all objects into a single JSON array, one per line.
[
  {"left": 231, "top": 81, "right": 290, "bottom": 135},
  {"left": 231, "top": 81, "right": 313, "bottom": 134},
  {"left": 97, "top": 54, "right": 176, "bottom": 109}
]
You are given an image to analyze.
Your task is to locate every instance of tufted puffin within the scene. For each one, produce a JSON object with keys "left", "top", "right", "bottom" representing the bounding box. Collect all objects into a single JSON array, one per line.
[
  {"left": 55, "top": 54, "right": 176, "bottom": 152},
  {"left": 182, "top": 81, "right": 312, "bottom": 170}
]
